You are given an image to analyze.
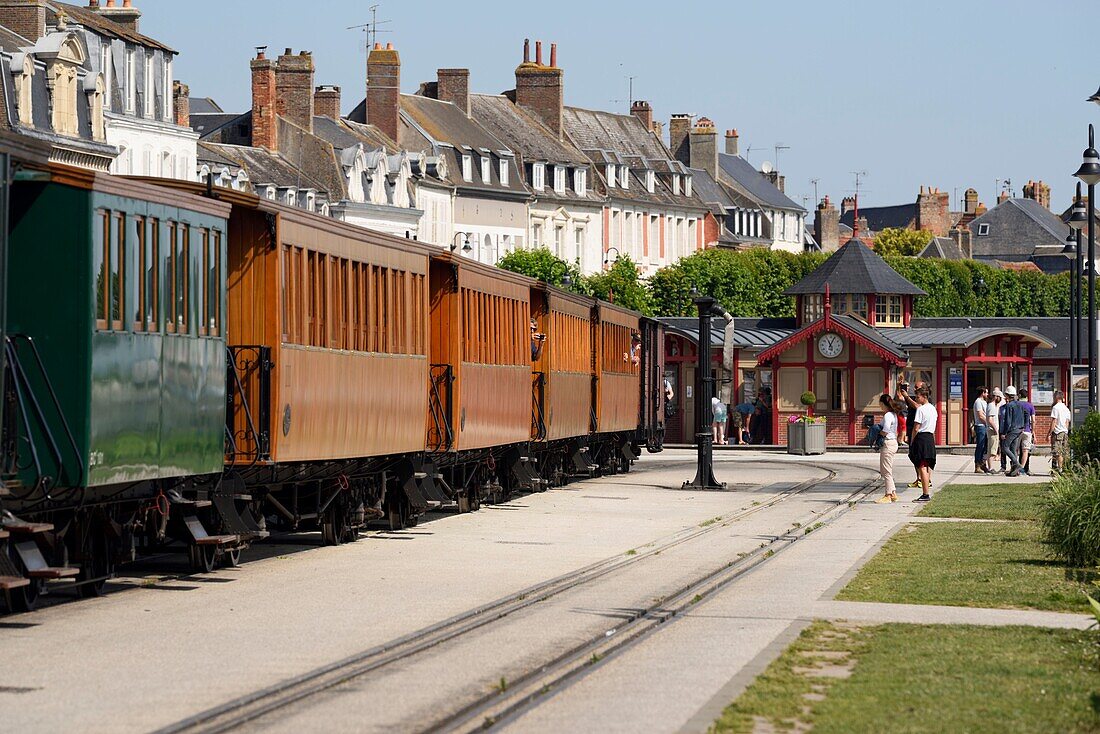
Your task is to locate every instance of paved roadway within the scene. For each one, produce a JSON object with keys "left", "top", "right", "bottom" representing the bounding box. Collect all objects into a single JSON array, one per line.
[{"left": 0, "top": 449, "right": 1049, "bottom": 733}]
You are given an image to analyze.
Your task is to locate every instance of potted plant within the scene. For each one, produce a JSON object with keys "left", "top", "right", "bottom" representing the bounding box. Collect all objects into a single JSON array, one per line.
[{"left": 788, "top": 392, "right": 827, "bottom": 455}]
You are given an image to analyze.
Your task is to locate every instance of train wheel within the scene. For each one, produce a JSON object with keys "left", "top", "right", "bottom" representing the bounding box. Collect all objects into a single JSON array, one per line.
[
  {"left": 321, "top": 504, "right": 346, "bottom": 546},
  {"left": 77, "top": 529, "right": 114, "bottom": 599},
  {"left": 386, "top": 497, "right": 409, "bottom": 531},
  {"left": 187, "top": 544, "right": 217, "bottom": 573}
]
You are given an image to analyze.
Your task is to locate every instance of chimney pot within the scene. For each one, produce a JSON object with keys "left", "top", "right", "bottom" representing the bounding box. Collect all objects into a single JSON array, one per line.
[
  {"left": 535, "top": 40, "right": 543, "bottom": 65},
  {"left": 550, "top": 43, "right": 557, "bottom": 68},
  {"left": 515, "top": 41, "right": 563, "bottom": 138},
  {"left": 106, "top": 0, "right": 115, "bottom": 6},
  {"left": 88, "top": 0, "right": 99, "bottom": 7},
  {"left": 123, "top": 0, "right": 132, "bottom": 6},
  {"left": 523, "top": 38, "right": 530, "bottom": 63},
  {"left": 386, "top": 42, "right": 393, "bottom": 50}
]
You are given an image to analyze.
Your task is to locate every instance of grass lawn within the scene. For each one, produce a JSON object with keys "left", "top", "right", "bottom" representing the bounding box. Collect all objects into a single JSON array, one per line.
[
  {"left": 918, "top": 482, "right": 1047, "bottom": 521},
  {"left": 836, "top": 521, "right": 1096, "bottom": 613},
  {"left": 711, "top": 621, "right": 1100, "bottom": 734}
]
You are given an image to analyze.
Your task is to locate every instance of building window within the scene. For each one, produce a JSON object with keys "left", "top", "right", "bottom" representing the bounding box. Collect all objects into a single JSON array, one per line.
[
  {"left": 101, "top": 44, "right": 112, "bottom": 109},
  {"left": 685, "top": 175, "right": 693, "bottom": 197},
  {"left": 606, "top": 164, "right": 616, "bottom": 188},
  {"left": 532, "top": 222, "right": 543, "bottom": 248},
  {"left": 838, "top": 293, "right": 868, "bottom": 321},
  {"left": 874, "top": 295, "right": 903, "bottom": 326},
  {"left": 14, "top": 55, "right": 33, "bottom": 126},
  {"left": 50, "top": 63, "right": 79, "bottom": 136},
  {"left": 553, "top": 165, "right": 565, "bottom": 193},
  {"left": 126, "top": 48, "right": 136, "bottom": 112},
  {"left": 977, "top": 223, "right": 990, "bottom": 236},
  {"left": 143, "top": 53, "right": 153, "bottom": 118},
  {"left": 574, "top": 226, "right": 584, "bottom": 261},
  {"left": 480, "top": 155, "right": 490, "bottom": 183},
  {"left": 462, "top": 154, "right": 472, "bottom": 181},
  {"left": 574, "top": 168, "right": 587, "bottom": 196},
  {"left": 532, "top": 162, "right": 545, "bottom": 191},
  {"left": 802, "top": 294, "right": 823, "bottom": 322},
  {"left": 618, "top": 166, "right": 628, "bottom": 189},
  {"left": 499, "top": 159, "right": 509, "bottom": 186},
  {"left": 672, "top": 175, "right": 681, "bottom": 195},
  {"left": 645, "top": 170, "right": 655, "bottom": 193},
  {"left": 163, "top": 58, "right": 172, "bottom": 121}
]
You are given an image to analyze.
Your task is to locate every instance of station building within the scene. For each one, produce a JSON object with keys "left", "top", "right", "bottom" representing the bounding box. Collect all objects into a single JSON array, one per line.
[{"left": 660, "top": 238, "right": 1073, "bottom": 447}]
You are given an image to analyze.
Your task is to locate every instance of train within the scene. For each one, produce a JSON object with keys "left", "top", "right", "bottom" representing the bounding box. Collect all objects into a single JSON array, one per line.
[{"left": 0, "top": 151, "right": 666, "bottom": 612}]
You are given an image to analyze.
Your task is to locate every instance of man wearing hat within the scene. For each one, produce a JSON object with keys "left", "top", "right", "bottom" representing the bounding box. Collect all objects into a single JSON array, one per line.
[
  {"left": 985, "top": 388, "right": 1003, "bottom": 473},
  {"left": 1000, "top": 385, "right": 1027, "bottom": 477}
]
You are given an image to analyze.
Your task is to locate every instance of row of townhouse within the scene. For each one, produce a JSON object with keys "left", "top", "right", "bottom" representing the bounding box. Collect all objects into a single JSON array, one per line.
[{"left": 0, "top": 1, "right": 808, "bottom": 274}]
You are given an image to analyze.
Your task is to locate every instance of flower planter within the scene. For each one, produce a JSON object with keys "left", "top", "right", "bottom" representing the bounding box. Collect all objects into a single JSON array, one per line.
[{"left": 787, "top": 421, "right": 826, "bottom": 455}]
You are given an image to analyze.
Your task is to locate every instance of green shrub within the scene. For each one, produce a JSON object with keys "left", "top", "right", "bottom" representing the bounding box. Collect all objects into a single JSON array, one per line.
[
  {"left": 1070, "top": 411, "right": 1100, "bottom": 467},
  {"left": 1041, "top": 464, "right": 1100, "bottom": 568}
]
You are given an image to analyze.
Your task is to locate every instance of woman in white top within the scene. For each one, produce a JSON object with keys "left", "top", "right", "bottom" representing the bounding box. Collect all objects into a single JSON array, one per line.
[
  {"left": 875, "top": 394, "right": 901, "bottom": 503},
  {"left": 907, "top": 387, "right": 938, "bottom": 502}
]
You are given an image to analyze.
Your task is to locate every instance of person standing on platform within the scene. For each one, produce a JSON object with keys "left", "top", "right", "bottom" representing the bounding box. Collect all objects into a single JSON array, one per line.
[
  {"left": 874, "top": 394, "right": 901, "bottom": 504},
  {"left": 1001, "top": 385, "right": 1026, "bottom": 477},
  {"left": 1050, "top": 391, "right": 1071, "bottom": 474},
  {"left": 908, "top": 387, "right": 937, "bottom": 502},
  {"left": 900, "top": 380, "right": 925, "bottom": 488},
  {"left": 986, "top": 388, "right": 1003, "bottom": 474},
  {"left": 972, "top": 386, "right": 990, "bottom": 474},
  {"left": 1018, "top": 389, "right": 1035, "bottom": 476},
  {"left": 711, "top": 396, "right": 728, "bottom": 446}
]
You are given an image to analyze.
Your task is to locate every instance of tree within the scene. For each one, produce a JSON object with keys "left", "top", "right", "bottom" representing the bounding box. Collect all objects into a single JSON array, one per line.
[
  {"left": 586, "top": 256, "right": 652, "bottom": 315},
  {"left": 873, "top": 227, "right": 934, "bottom": 257},
  {"left": 497, "top": 248, "right": 584, "bottom": 292}
]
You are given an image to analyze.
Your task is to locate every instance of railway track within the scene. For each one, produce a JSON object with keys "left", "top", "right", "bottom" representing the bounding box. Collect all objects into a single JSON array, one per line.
[{"left": 153, "top": 461, "right": 878, "bottom": 734}]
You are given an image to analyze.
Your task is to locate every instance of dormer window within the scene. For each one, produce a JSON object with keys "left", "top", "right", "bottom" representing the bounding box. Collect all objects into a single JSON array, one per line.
[
  {"left": 13, "top": 55, "right": 33, "bottom": 126},
  {"left": 606, "top": 164, "right": 616, "bottom": 188},
  {"left": 143, "top": 53, "right": 153, "bottom": 118},
  {"left": 553, "top": 165, "right": 565, "bottom": 193},
  {"left": 480, "top": 155, "right": 490, "bottom": 183},
  {"left": 977, "top": 223, "right": 990, "bottom": 236},
  {"left": 461, "top": 154, "right": 472, "bottom": 181},
  {"left": 802, "top": 294, "right": 824, "bottom": 322},
  {"left": 574, "top": 168, "right": 587, "bottom": 196},
  {"left": 532, "top": 162, "right": 545, "bottom": 191},
  {"left": 619, "top": 166, "right": 628, "bottom": 189},
  {"left": 163, "top": 58, "right": 172, "bottom": 121},
  {"left": 874, "top": 295, "right": 904, "bottom": 326},
  {"left": 672, "top": 175, "right": 681, "bottom": 196},
  {"left": 685, "top": 175, "right": 693, "bottom": 197},
  {"left": 499, "top": 159, "right": 509, "bottom": 186},
  {"left": 645, "top": 170, "right": 655, "bottom": 193},
  {"left": 100, "top": 45, "right": 111, "bottom": 108}
]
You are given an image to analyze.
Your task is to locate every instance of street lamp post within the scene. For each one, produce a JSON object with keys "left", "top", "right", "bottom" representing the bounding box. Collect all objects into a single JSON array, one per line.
[
  {"left": 451, "top": 231, "right": 474, "bottom": 254},
  {"left": 1065, "top": 231, "right": 1078, "bottom": 364},
  {"left": 1068, "top": 186, "right": 1088, "bottom": 364},
  {"left": 1073, "top": 124, "right": 1100, "bottom": 410},
  {"left": 683, "top": 293, "right": 725, "bottom": 491},
  {"left": 603, "top": 246, "right": 620, "bottom": 270}
]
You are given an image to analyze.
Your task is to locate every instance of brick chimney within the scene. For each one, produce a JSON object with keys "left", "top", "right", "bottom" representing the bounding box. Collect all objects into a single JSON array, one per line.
[
  {"left": 367, "top": 42, "right": 401, "bottom": 144},
  {"left": 515, "top": 39, "right": 563, "bottom": 139},
  {"left": 997, "top": 190, "right": 1011, "bottom": 204},
  {"left": 668, "top": 114, "right": 692, "bottom": 166},
  {"left": 1023, "top": 179, "right": 1051, "bottom": 209},
  {"left": 250, "top": 47, "right": 278, "bottom": 151},
  {"left": 964, "top": 187, "right": 979, "bottom": 215},
  {"left": 314, "top": 85, "right": 340, "bottom": 120},
  {"left": 841, "top": 196, "right": 856, "bottom": 216},
  {"left": 725, "top": 129, "right": 739, "bottom": 156},
  {"left": 764, "top": 170, "right": 786, "bottom": 194},
  {"left": 436, "top": 68, "right": 470, "bottom": 116},
  {"left": 950, "top": 227, "right": 973, "bottom": 259},
  {"left": 630, "top": 100, "right": 653, "bottom": 131},
  {"left": 172, "top": 80, "right": 189, "bottom": 128},
  {"left": 275, "top": 49, "right": 314, "bottom": 134},
  {"left": 0, "top": 0, "right": 48, "bottom": 42},
  {"left": 916, "top": 185, "right": 950, "bottom": 236},
  {"left": 689, "top": 116, "right": 718, "bottom": 178},
  {"left": 815, "top": 196, "right": 839, "bottom": 251},
  {"left": 96, "top": 0, "right": 141, "bottom": 32}
]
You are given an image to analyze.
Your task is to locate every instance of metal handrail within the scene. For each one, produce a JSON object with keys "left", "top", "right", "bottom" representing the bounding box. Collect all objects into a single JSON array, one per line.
[
  {"left": 531, "top": 371, "right": 547, "bottom": 441},
  {"left": 427, "top": 364, "right": 454, "bottom": 452},
  {"left": 225, "top": 345, "right": 272, "bottom": 465}
]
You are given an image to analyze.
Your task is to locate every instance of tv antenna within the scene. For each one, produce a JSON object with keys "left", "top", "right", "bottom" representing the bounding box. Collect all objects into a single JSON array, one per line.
[
  {"left": 773, "top": 143, "right": 790, "bottom": 172},
  {"left": 745, "top": 144, "right": 765, "bottom": 160},
  {"left": 348, "top": 5, "right": 392, "bottom": 50},
  {"left": 810, "top": 178, "right": 819, "bottom": 204}
]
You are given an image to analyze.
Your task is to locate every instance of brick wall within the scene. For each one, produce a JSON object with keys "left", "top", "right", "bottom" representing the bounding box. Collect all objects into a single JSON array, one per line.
[
  {"left": 916, "top": 186, "right": 950, "bottom": 236},
  {"left": 250, "top": 52, "right": 277, "bottom": 150},
  {"left": 669, "top": 114, "right": 691, "bottom": 166},
  {"left": 630, "top": 101, "right": 653, "bottom": 131},
  {"left": 437, "top": 68, "right": 470, "bottom": 116},
  {"left": 814, "top": 197, "right": 839, "bottom": 250},
  {"left": 275, "top": 50, "right": 314, "bottom": 134},
  {"left": 0, "top": 0, "right": 45, "bottom": 42},
  {"left": 367, "top": 43, "right": 401, "bottom": 143},
  {"left": 172, "top": 80, "right": 189, "bottom": 128},
  {"left": 689, "top": 119, "right": 718, "bottom": 178},
  {"left": 314, "top": 85, "right": 341, "bottom": 120},
  {"left": 777, "top": 411, "right": 853, "bottom": 446},
  {"left": 515, "top": 62, "right": 563, "bottom": 139}
]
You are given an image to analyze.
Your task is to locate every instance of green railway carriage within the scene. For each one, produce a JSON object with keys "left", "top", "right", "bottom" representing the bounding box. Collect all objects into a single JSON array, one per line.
[{"left": 6, "top": 166, "right": 231, "bottom": 501}]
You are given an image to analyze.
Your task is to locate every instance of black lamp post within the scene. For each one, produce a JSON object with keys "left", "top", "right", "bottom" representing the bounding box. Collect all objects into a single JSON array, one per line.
[
  {"left": 1073, "top": 125, "right": 1100, "bottom": 410},
  {"left": 1065, "top": 231, "right": 1079, "bottom": 363},
  {"left": 683, "top": 293, "right": 725, "bottom": 491}
]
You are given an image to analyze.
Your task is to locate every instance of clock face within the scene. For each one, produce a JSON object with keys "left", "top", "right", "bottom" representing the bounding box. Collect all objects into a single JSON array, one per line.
[{"left": 818, "top": 333, "right": 844, "bottom": 359}]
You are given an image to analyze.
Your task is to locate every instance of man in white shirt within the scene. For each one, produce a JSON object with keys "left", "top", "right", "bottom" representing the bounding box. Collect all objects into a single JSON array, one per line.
[
  {"left": 907, "top": 387, "right": 938, "bottom": 502},
  {"left": 985, "top": 388, "right": 1003, "bottom": 473},
  {"left": 972, "top": 387, "right": 989, "bottom": 474},
  {"left": 1049, "top": 390, "right": 1072, "bottom": 474}
]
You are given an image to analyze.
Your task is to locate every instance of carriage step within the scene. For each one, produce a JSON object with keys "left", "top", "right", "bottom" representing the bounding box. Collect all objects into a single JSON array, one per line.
[
  {"left": 2, "top": 519, "right": 53, "bottom": 535},
  {"left": 183, "top": 516, "right": 240, "bottom": 547},
  {"left": 0, "top": 575, "right": 29, "bottom": 590},
  {"left": 12, "top": 541, "right": 78, "bottom": 580}
]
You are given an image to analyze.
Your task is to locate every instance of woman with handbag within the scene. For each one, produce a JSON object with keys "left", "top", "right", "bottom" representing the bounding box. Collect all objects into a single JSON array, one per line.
[{"left": 875, "top": 394, "right": 901, "bottom": 503}]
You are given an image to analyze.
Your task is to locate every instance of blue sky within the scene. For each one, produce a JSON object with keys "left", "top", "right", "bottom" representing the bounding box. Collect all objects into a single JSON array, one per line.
[{"left": 143, "top": 0, "right": 1100, "bottom": 212}]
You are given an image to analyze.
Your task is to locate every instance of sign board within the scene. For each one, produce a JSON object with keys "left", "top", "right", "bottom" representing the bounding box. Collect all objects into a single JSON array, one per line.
[
  {"left": 1071, "top": 365, "right": 1090, "bottom": 428},
  {"left": 948, "top": 367, "right": 963, "bottom": 400},
  {"left": 1031, "top": 369, "right": 1056, "bottom": 407}
]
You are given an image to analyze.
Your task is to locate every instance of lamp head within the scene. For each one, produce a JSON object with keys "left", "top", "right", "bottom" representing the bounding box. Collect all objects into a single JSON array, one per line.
[
  {"left": 1075, "top": 126, "right": 1100, "bottom": 185},
  {"left": 1069, "top": 197, "right": 1089, "bottom": 231}
]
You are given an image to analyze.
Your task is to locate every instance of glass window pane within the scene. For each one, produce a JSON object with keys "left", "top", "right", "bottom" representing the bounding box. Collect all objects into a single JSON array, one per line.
[{"left": 94, "top": 211, "right": 108, "bottom": 328}]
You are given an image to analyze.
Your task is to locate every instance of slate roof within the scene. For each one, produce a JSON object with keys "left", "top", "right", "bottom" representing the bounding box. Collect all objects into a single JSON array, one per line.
[
  {"left": 832, "top": 315, "right": 910, "bottom": 360},
  {"left": 919, "top": 236, "right": 966, "bottom": 260},
  {"left": 717, "top": 153, "right": 804, "bottom": 213},
  {"left": 657, "top": 317, "right": 795, "bottom": 349},
  {"left": 839, "top": 202, "right": 916, "bottom": 232},
  {"left": 55, "top": 2, "right": 175, "bottom": 53},
  {"left": 969, "top": 198, "right": 1071, "bottom": 262},
  {"left": 688, "top": 166, "right": 734, "bottom": 214},
  {"left": 784, "top": 238, "right": 926, "bottom": 296},
  {"left": 198, "top": 141, "right": 335, "bottom": 196},
  {"left": 888, "top": 324, "right": 1055, "bottom": 351},
  {"left": 191, "top": 112, "right": 245, "bottom": 138},
  {"left": 472, "top": 94, "right": 588, "bottom": 165},
  {"left": 188, "top": 97, "right": 223, "bottom": 115},
  {"left": 910, "top": 317, "right": 1073, "bottom": 360}
]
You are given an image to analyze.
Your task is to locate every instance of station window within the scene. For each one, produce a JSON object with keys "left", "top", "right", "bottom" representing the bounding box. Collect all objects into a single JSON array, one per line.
[
  {"left": 874, "top": 295, "right": 903, "bottom": 326},
  {"left": 802, "top": 294, "right": 823, "bottom": 323}
]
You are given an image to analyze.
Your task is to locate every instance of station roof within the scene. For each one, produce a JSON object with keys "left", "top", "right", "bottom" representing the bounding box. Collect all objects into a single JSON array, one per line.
[
  {"left": 783, "top": 238, "right": 927, "bottom": 296},
  {"left": 660, "top": 317, "right": 794, "bottom": 349}
]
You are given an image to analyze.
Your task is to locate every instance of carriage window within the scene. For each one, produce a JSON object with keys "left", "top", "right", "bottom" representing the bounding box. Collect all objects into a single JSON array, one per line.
[
  {"left": 199, "top": 229, "right": 209, "bottom": 336},
  {"left": 146, "top": 218, "right": 159, "bottom": 332},
  {"left": 280, "top": 246, "right": 290, "bottom": 343},
  {"left": 111, "top": 212, "right": 125, "bottom": 330},
  {"left": 166, "top": 222, "right": 176, "bottom": 333},
  {"left": 132, "top": 216, "right": 146, "bottom": 331},
  {"left": 174, "top": 224, "right": 189, "bottom": 333},
  {"left": 94, "top": 210, "right": 109, "bottom": 329},
  {"left": 208, "top": 231, "right": 221, "bottom": 336}
]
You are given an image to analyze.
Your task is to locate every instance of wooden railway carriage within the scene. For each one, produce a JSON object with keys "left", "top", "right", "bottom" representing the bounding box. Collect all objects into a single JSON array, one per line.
[{"left": 2, "top": 165, "right": 231, "bottom": 608}]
